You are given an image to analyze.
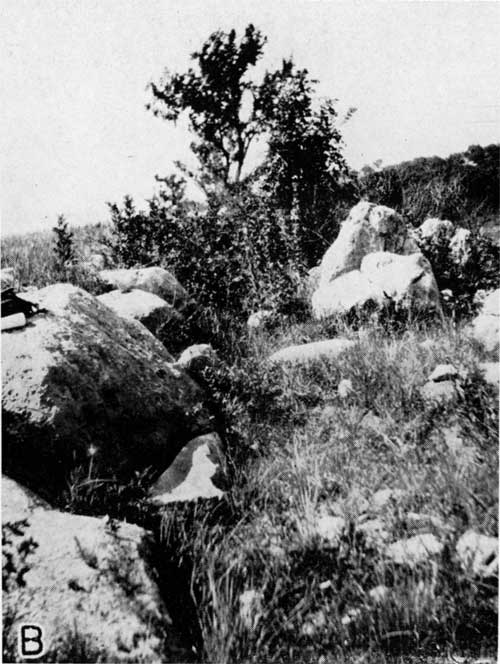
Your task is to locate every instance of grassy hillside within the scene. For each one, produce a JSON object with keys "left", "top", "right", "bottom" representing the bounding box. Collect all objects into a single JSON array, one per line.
[{"left": 155, "top": 317, "right": 498, "bottom": 663}]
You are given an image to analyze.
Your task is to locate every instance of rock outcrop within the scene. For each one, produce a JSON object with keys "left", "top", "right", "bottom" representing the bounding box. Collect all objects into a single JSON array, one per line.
[
  {"left": 312, "top": 251, "right": 442, "bottom": 320},
  {"left": 2, "top": 284, "right": 209, "bottom": 497},
  {"left": 2, "top": 476, "right": 181, "bottom": 663},
  {"left": 311, "top": 202, "right": 441, "bottom": 320},
  {"left": 99, "top": 267, "right": 188, "bottom": 310},
  {"left": 317, "top": 201, "right": 419, "bottom": 288}
]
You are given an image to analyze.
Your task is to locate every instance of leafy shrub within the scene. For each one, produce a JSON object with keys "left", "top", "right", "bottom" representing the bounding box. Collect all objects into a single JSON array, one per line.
[
  {"left": 108, "top": 177, "right": 307, "bottom": 320},
  {"left": 417, "top": 229, "right": 500, "bottom": 318}
]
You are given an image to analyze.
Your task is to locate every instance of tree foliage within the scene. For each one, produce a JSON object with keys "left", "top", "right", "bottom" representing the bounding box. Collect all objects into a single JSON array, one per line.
[{"left": 148, "top": 23, "right": 352, "bottom": 259}]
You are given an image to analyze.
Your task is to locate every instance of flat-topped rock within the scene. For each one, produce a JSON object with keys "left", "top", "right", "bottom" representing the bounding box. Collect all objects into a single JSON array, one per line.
[
  {"left": 268, "top": 339, "right": 356, "bottom": 366},
  {"left": 98, "top": 288, "right": 180, "bottom": 336},
  {"left": 99, "top": 266, "right": 188, "bottom": 309}
]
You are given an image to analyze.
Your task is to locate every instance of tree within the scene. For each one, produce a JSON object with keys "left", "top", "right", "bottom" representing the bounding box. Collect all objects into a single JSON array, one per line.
[
  {"left": 148, "top": 25, "right": 353, "bottom": 264},
  {"left": 148, "top": 24, "right": 267, "bottom": 190},
  {"left": 256, "top": 59, "right": 354, "bottom": 264},
  {"left": 52, "top": 214, "right": 75, "bottom": 272}
]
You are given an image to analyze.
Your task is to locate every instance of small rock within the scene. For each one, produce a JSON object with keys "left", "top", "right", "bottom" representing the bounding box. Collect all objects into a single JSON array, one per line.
[
  {"left": 316, "top": 515, "right": 346, "bottom": 545},
  {"left": 268, "top": 339, "right": 356, "bottom": 366},
  {"left": 341, "top": 607, "right": 362, "bottom": 627},
  {"left": 420, "top": 380, "right": 458, "bottom": 403},
  {"left": 385, "top": 533, "right": 444, "bottom": 566},
  {"left": 428, "top": 364, "right": 459, "bottom": 382},
  {"left": 175, "top": 344, "right": 218, "bottom": 373},
  {"left": 368, "top": 585, "right": 390, "bottom": 604},
  {"left": 418, "top": 218, "right": 454, "bottom": 239},
  {"left": 471, "top": 288, "right": 499, "bottom": 355},
  {"left": 418, "top": 338, "right": 435, "bottom": 351},
  {"left": 456, "top": 530, "right": 498, "bottom": 579},
  {"left": 371, "top": 488, "right": 403, "bottom": 512},
  {"left": 405, "top": 512, "right": 445, "bottom": 535},
  {"left": 360, "top": 411, "right": 387, "bottom": 435},
  {"left": 357, "top": 519, "right": 390, "bottom": 547},
  {"left": 247, "top": 309, "right": 274, "bottom": 330},
  {"left": 337, "top": 378, "right": 353, "bottom": 398},
  {"left": 344, "top": 489, "right": 370, "bottom": 518},
  {"left": 149, "top": 433, "right": 224, "bottom": 505},
  {"left": 479, "top": 362, "right": 499, "bottom": 388},
  {"left": 318, "top": 405, "right": 337, "bottom": 422},
  {"left": 239, "top": 589, "right": 264, "bottom": 630}
]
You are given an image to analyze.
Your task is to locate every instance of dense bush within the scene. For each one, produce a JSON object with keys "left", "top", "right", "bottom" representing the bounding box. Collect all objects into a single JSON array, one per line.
[
  {"left": 417, "top": 228, "right": 500, "bottom": 318},
  {"left": 108, "top": 176, "right": 308, "bottom": 320},
  {"left": 359, "top": 143, "right": 500, "bottom": 229}
]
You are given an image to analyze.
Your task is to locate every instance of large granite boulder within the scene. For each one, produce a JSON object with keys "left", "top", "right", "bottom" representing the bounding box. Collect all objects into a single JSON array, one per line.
[
  {"left": 312, "top": 252, "right": 442, "bottom": 320},
  {"left": 2, "top": 284, "right": 210, "bottom": 498},
  {"left": 317, "top": 201, "right": 419, "bottom": 288},
  {"left": 99, "top": 267, "right": 188, "bottom": 310},
  {"left": 2, "top": 476, "right": 183, "bottom": 663},
  {"left": 471, "top": 289, "right": 499, "bottom": 356}
]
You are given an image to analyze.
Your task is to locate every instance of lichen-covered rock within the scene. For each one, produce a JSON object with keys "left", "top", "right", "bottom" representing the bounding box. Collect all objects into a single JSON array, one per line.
[
  {"left": 2, "top": 477, "right": 183, "bottom": 663},
  {"left": 2, "top": 284, "right": 209, "bottom": 497},
  {"left": 97, "top": 288, "right": 181, "bottom": 336},
  {"left": 268, "top": 339, "right": 356, "bottom": 366},
  {"left": 99, "top": 266, "right": 188, "bottom": 310},
  {"left": 317, "top": 201, "right": 419, "bottom": 287}
]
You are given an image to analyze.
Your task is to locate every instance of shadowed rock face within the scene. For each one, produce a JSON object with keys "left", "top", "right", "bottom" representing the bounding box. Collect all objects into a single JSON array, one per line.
[
  {"left": 2, "top": 476, "right": 185, "bottom": 663},
  {"left": 2, "top": 284, "right": 210, "bottom": 499}
]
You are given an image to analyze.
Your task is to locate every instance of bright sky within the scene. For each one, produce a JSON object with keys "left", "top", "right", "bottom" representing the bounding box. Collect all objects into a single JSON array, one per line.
[{"left": 2, "top": 0, "right": 499, "bottom": 235}]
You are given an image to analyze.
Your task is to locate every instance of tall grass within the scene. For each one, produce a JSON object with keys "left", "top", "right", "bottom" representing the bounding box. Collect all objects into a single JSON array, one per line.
[
  {"left": 159, "top": 318, "right": 498, "bottom": 663},
  {"left": 1, "top": 223, "right": 111, "bottom": 289}
]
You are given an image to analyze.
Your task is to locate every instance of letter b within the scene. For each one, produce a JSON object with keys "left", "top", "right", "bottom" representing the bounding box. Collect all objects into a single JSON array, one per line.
[{"left": 19, "top": 624, "right": 45, "bottom": 658}]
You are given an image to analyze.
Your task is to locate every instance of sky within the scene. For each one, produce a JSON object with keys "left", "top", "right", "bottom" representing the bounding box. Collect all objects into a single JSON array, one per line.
[{"left": 2, "top": 0, "right": 499, "bottom": 236}]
